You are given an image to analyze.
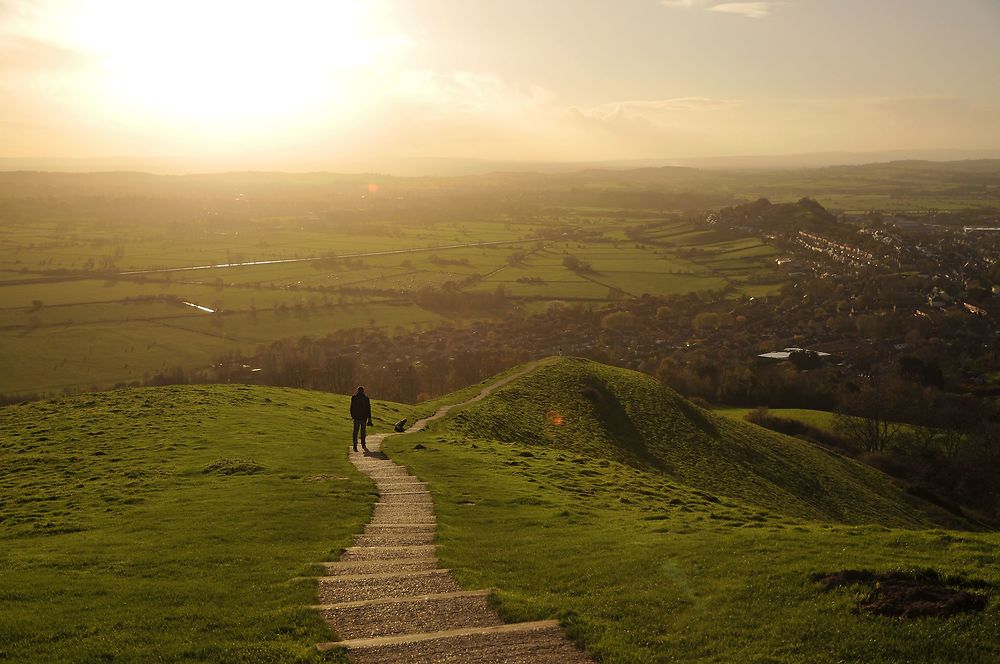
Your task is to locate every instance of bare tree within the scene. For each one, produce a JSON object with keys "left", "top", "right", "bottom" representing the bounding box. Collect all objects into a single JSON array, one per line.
[{"left": 833, "top": 376, "right": 907, "bottom": 453}]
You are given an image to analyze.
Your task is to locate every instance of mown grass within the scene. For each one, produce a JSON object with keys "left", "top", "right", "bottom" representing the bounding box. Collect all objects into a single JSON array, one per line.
[
  {"left": 385, "top": 358, "right": 1000, "bottom": 663},
  {"left": 0, "top": 385, "right": 417, "bottom": 662}
]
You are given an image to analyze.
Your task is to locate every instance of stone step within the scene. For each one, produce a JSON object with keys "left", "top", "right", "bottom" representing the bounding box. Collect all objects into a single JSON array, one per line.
[
  {"left": 364, "top": 523, "right": 436, "bottom": 534},
  {"left": 316, "top": 568, "right": 450, "bottom": 583},
  {"left": 378, "top": 492, "right": 433, "bottom": 504},
  {"left": 373, "top": 501, "right": 434, "bottom": 510},
  {"left": 316, "top": 569, "right": 460, "bottom": 604},
  {"left": 354, "top": 531, "right": 435, "bottom": 547},
  {"left": 365, "top": 512, "right": 437, "bottom": 531},
  {"left": 322, "top": 557, "right": 439, "bottom": 576},
  {"left": 316, "top": 590, "right": 500, "bottom": 640},
  {"left": 370, "top": 515, "right": 436, "bottom": 526},
  {"left": 371, "top": 504, "right": 435, "bottom": 522},
  {"left": 375, "top": 481, "right": 428, "bottom": 490},
  {"left": 318, "top": 620, "right": 592, "bottom": 663},
  {"left": 363, "top": 468, "right": 412, "bottom": 477},
  {"left": 312, "top": 589, "right": 489, "bottom": 610},
  {"left": 340, "top": 544, "right": 436, "bottom": 562}
]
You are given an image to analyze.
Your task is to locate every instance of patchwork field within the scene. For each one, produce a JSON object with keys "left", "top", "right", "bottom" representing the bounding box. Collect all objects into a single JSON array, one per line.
[{"left": 1, "top": 208, "right": 782, "bottom": 397}]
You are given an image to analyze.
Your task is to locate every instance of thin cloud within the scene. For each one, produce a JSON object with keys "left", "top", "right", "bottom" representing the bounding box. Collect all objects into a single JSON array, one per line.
[
  {"left": 573, "top": 97, "right": 739, "bottom": 121},
  {"left": 709, "top": 3, "right": 779, "bottom": 18},
  {"left": 661, "top": 0, "right": 787, "bottom": 18}
]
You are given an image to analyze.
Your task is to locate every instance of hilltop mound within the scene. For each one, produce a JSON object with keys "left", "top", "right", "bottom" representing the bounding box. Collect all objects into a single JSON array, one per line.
[
  {"left": 716, "top": 196, "right": 836, "bottom": 232},
  {"left": 449, "top": 357, "right": 947, "bottom": 527}
]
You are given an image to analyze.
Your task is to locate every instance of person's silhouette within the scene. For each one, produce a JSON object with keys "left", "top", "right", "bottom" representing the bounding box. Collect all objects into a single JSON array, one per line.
[{"left": 350, "top": 386, "right": 373, "bottom": 452}]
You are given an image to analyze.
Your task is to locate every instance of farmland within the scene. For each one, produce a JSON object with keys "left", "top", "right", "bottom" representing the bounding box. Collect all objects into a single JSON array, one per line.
[
  {"left": 0, "top": 180, "right": 784, "bottom": 397},
  {"left": 3, "top": 160, "right": 997, "bottom": 398}
]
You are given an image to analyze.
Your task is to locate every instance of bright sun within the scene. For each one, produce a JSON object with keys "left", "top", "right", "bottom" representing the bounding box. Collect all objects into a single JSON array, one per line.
[{"left": 62, "top": 0, "right": 402, "bottom": 133}]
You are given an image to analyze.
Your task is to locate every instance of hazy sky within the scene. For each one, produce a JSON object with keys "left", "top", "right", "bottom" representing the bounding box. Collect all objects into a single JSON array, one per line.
[{"left": 1, "top": 0, "right": 999, "bottom": 168}]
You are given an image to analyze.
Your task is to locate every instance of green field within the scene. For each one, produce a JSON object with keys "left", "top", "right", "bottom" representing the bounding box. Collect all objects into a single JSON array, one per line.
[
  {"left": 714, "top": 406, "right": 839, "bottom": 430},
  {"left": 4, "top": 160, "right": 996, "bottom": 396},
  {"left": 1, "top": 203, "right": 781, "bottom": 396}
]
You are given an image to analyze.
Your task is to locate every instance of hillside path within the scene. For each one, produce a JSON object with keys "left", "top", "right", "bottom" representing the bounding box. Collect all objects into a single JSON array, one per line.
[{"left": 313, "top": 361, "right": 593, "bottom": 662}]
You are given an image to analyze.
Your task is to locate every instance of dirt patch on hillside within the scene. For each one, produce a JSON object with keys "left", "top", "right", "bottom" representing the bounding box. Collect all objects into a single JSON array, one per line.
[{"left": 812, "top": 569, "right": 989, "bottom": 618}]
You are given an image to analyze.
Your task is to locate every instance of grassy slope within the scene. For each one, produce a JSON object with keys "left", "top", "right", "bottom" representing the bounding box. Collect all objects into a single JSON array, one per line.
[
  {"left": 447, "top": 357, "right": 942, "bottom": 527},
  {"left": 713, "top": 406, "right": 837, "bottom": 432},
  {"left": 385, "top": 358, "right": 1000, "bottom": 663},
  {"left": 0, "top": 385, "right": 417, "bottom": 663}
]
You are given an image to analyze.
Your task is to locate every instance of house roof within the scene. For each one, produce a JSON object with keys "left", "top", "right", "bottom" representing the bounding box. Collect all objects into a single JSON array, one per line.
[{"left": 757, "top": 347, "right": 832, "bottom": 360}]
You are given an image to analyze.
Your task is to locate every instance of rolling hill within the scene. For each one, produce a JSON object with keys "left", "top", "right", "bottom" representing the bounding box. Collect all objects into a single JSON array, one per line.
[
  {"left": 384, "top": 357, "right": 999, "bottom": 663},
  {"left": 1, "top": 360, "right": 997, "bottom": 662},
  {"left": 447, "top": 357, "right": 956, "bottom": 528}
]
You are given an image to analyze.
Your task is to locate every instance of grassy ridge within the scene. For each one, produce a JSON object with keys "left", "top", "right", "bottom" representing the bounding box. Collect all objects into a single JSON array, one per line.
[
  {"left": 0, "top": 385, "right": 416, "bottom": 662},
  {"left": 385, "top": 358, "right": 999, "bottom": 662},
  {"left": 3, "top": 361, "right": 997, "bottom": 662},
  {"left": 448, "top": 358, "right": 944, "bottom": 527}
]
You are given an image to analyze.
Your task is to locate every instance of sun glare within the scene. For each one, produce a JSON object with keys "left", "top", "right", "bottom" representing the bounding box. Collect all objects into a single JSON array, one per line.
[{"left": 61, "top": 0, "right": 403, "bottom": 133}]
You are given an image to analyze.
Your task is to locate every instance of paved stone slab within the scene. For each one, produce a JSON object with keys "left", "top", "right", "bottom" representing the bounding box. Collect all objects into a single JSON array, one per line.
[
  {"left": 318, "top": 591, "right": 501, "bottom": 640},
  {"left": 364, "top": 467, "right": 412, "bottom": 477},
  {"left": 354, "top": 531, "right": 435, "bottom": 547},
  {"left": 340, "top": 544, "right": 437, "bottom": 562},
  {"left": 321, "top": 621, "right": 592, "bottom": 663},
  {"left": 322, "top": 558, "right": 439, "bottom": 576},
  {"left": 316, "top": 569, "right": 460, "bottom": 604},
  {"left": 371, "top": 504, "right": 435, "bottom": 522},
  {"left": 364, "top": 523, "right": 436, "bottom": 534},
  {"left": 378, "top": 492, "right": 433, "bottom": 504}
]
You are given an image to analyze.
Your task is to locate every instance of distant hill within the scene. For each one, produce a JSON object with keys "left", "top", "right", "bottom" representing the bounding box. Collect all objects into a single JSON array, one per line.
[
  {"left": 449, "top": 357, "right": 958, "bottom": 527},
  {"left": 3, "top": 149, "right": 1000, "bottom": 176},
  {"left": 0, "top": 159, "right": 996, "bottom": 205},
  {"left": 715, "top": 196, "right": 837, "bottom": 232}
]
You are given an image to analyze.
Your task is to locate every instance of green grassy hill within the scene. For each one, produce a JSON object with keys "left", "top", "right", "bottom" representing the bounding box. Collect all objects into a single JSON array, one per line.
[
  {"left": 3, "top": 361, "right": 998, "bottom": 663},
  {"left": 0, "top": 385, "right": 417, "bottom": 663},
  {"left": 385, "top": 357, "right": 1000, "bottom": 663},
  {"left": 448, "top": 357, "right": 951, "bottom": 528}
]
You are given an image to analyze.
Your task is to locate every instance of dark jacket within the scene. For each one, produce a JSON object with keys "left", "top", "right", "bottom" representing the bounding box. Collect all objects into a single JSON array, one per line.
[{"left": 350, "top": 392, "right": 371, "bottom": 421}]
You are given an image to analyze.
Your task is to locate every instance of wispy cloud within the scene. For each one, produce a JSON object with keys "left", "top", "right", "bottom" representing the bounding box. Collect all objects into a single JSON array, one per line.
[
  {"left": 709, "top": 3, "right": 779, "bottom": 18},
  {"left": 661, "top": 0, "right": 787, "bottom": 18},
  {"left": 572, "top": 97, "right": 739, "bottom": 121}
]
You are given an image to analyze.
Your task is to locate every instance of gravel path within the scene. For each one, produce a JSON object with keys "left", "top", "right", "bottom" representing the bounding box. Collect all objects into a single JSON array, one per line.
[{"left": 314, "top": 361, "right": 594, "bottom": 661}]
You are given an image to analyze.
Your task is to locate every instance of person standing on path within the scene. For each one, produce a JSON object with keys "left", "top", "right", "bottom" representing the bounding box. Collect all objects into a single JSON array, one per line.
[{"left": 350, "top": 386, "right": 373, "bottom": 453}]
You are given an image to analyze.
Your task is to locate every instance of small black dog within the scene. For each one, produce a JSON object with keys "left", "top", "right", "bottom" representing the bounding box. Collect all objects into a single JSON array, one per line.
[{"left": 393, "top": 418, "right": 408, "bottom": 433}]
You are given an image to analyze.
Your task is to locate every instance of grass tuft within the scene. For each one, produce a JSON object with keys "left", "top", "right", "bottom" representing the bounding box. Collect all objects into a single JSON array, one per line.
[{"left": 203, "top": 457, "right": 266, "bottom": 475}]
